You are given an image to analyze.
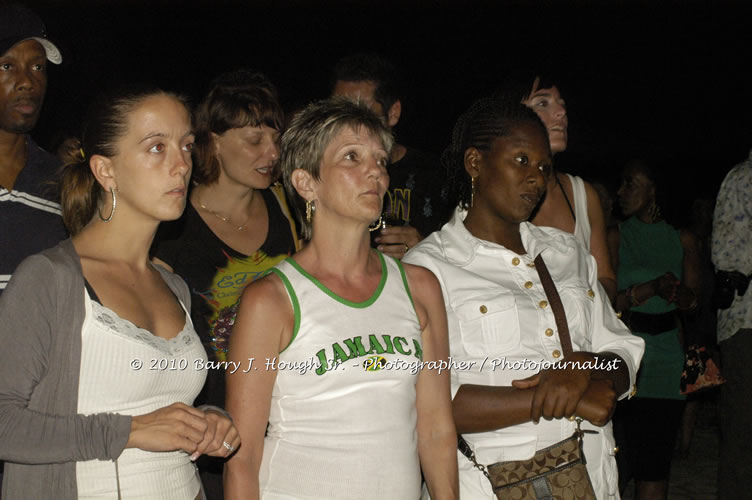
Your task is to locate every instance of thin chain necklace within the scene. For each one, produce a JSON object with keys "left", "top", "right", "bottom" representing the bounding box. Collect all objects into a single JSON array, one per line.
[{"left": 198, "top": 198, "right": 251, "bottom": 231}]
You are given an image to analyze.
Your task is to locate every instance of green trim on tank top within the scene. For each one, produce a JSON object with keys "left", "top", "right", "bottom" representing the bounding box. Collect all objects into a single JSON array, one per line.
[
  {"left": 263, "top": 267, "right": 301, "bottom": 353},
  {"left": 395, "top": 257, "right": 420, "bottom": 325},
  {"left": 283, "top": 251, "right": 388, "bottom": 308}
]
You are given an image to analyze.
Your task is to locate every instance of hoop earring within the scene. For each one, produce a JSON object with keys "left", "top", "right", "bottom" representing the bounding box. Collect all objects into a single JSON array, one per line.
[
  {"left": 648, "top": 201, "right": 661, "bottom": 223},
  {"left": 99, "top": 188, "right": 116, "bottom": 223},
  {"left": 305, "top": 199, "right": 315, "bottom": 224},
  {"left": 368, "top": 216, "right": 383, "bottom": 232},
  {"left": 470, "top": 177, "right": 476, "bottom": 208}
]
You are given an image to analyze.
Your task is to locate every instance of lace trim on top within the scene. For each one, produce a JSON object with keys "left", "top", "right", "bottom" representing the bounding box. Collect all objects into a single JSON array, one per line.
[{"left": 90, "top": 300, "right": 197, "bottom": 356}]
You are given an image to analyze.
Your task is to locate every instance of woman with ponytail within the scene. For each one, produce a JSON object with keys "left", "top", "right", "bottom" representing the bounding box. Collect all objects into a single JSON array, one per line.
[{"left": 0, "top": 86, "right": 238, "bottom": 499}]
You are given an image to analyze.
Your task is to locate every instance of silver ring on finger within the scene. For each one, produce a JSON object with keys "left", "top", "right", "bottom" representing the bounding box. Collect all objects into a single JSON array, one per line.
[{"left": 222, "top": 441, "right": 234, "bottom": 453}]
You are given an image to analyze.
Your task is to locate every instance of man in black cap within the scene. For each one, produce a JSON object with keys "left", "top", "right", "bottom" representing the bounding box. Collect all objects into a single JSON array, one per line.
[{"left": 0, "top": 3, "right": 66, "bottom": 295}]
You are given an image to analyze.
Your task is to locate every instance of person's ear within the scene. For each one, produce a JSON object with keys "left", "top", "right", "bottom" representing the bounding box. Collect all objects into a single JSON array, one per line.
[
  {"left": 464, "top": 147, "right": 482, "bottom": 178},
  {"left": 291, "top": 168, "right": 317, "bottom": 202},
  {"left": 89, "top": 155, "right": 117, "bottom": 192},
  {"left": 210, "top": 132, "right": 221, "bottom": 158},
  {"left": 387, "top": 99, "right": 402, "bottom": 128}
]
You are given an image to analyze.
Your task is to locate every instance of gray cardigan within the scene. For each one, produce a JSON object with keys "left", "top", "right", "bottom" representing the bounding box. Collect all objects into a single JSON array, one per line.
[{"left": 0, "top": 238, "right": 191, "bottom": 499}]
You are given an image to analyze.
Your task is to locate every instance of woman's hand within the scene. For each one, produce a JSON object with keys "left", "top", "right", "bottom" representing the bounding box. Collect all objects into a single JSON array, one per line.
[
  {"left": 573, "top": 379, "right": 617, "bottom": 427},
  {"left": 126, "top": 402, "right": 208, "bottom": 454},
  {"left": 376, "top": 225, "right": 423, "bottom": 259},
  {"left": 652, "top": 272, "right": 679, "bottom": 302},
  {"left": 512, "top": 352, "right": 594, "bottom": 423},
  {"left": 673, "top": 283, "right": 697, "bottom": 310},
  {"left": 191, "top": 409, "right": 241, "bottom": 460}
]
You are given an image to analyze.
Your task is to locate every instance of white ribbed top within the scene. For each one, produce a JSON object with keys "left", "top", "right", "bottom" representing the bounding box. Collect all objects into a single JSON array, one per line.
[{"left": 76, "top": 290, "right": 207, "bottom": 499}]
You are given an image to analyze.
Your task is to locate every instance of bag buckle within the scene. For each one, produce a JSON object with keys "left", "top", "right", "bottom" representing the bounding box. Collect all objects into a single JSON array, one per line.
[{"left": 531, "top": 476, "right": 553, "bottom": 500}]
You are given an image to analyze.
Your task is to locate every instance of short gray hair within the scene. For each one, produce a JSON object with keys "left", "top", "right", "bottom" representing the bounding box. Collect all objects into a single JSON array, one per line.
[{"left": 281, "top": 97, "right": 394, "bottom": 240}]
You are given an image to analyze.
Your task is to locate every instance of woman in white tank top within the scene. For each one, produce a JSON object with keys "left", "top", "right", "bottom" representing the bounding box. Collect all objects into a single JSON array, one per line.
[
  {"left": 224, "top": 98, "right": 458, "bottom": 500},
  {"left": 497, "top": 74, "right": 617, "bottom": 303},
  {"left": 0, "top": 88, "right": 240, "bottom": 499}
]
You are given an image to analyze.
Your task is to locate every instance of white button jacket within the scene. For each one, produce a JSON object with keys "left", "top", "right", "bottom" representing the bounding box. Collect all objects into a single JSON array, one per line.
[{"left": 405, "top": 208, "right": 645, "bottom": 500}]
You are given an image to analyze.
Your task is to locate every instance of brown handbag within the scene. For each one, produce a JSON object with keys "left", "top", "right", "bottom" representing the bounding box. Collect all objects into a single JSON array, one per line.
[
  {"left": 456, "top": 254, "right": 597, "bottom": 500},
  {"left": 458, "top": 420, "right": 595, "bottom": 500}
]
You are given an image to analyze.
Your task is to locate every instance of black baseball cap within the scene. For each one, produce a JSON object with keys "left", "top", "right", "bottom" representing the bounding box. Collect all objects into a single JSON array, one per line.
[{"left": 0, "top": 4, "right": 62, "bottom": 64}]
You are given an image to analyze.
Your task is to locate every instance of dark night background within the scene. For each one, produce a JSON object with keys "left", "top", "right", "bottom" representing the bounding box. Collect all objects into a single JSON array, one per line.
[{"left": 20, "top": 0, "right": 752, "bottom": 223}]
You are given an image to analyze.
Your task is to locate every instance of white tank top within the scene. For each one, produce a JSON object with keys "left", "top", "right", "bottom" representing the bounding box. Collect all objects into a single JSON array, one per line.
[
  {"left": 260, "top": 252, "right": 423, "bottom": 500},
  {"left": 76, "top": 289, "right": 207, "bottom": 499},
  {"left": 567, "top": 174, "right": 592, "bottom": 250}
]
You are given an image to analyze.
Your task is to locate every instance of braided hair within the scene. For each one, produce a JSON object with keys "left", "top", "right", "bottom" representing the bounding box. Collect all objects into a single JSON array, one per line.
[{"left": 441, "top": 96, "right": 549, "bottom": 210}]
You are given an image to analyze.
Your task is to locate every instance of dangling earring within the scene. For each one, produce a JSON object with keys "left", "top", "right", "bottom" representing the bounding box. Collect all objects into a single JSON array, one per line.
[
  {"left": 306, "top": 199, "right": 315, "bottom": 224},
  {"left": 470, "top": 177, "right": 476, "bottom": 208},
  {"left": 99, "top": 187, "right": 116, "bottom": 223},
  {"left": 647, "top": 201, "right": 661, "bottom": 223},
  {"left": 368, "top": 215, "right": 383, "bottom": 232}
]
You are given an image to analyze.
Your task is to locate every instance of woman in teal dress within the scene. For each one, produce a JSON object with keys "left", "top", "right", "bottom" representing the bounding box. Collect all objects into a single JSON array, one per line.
[{"left": 607, "top": 160, "right": 701, "bottom": 500}]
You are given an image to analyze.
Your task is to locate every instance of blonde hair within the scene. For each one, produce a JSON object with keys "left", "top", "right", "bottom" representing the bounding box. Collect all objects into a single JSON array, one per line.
[{"left": 280, "top": 97, "right": 393, "bottom": 240}]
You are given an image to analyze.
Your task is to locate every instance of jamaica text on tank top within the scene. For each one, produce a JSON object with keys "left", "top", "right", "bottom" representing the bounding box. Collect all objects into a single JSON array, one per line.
[{"left": 259, "top": 252, "right": 423, "bottom": 500}]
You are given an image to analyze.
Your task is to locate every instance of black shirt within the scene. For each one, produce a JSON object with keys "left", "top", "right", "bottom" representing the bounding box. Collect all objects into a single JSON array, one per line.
[
  {"left": 0, "top": 137, "right": 67, "bottom": 294},
  {"left": 152, "top": 186, "right": 297, "bottom": 406},
  {"left": 383, "top": 147, "right": 451, "bottom": 238}
]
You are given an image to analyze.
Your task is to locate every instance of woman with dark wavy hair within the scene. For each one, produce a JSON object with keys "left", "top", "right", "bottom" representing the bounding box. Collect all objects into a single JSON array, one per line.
[
  {"left": 153, "top": 69, "right": 299, "bottom": 402},
  {"left": 152, "top": 69, "right": 299, "bottom": 498}
]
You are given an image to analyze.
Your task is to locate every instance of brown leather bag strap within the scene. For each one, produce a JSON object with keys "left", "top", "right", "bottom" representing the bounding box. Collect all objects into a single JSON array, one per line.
[{"left": 534, "top": 254, "right": 573, "bottom": 357}]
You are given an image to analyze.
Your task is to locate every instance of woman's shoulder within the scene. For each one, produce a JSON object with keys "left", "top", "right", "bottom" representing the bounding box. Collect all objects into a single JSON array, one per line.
[
  {"left": 1, "top": 239, "right": 83, "bottom": 319},
  {"left": 14, "top": 239, "right": 81, "bottom": 283},
  {"left": 152, "top": 261, "right": 191, "bottom": 308},
  {"left": 400, "top": 259, "right": 440, "bottom": 288},
  {"left": 523, "top": 222, "right": 582, "bottom": 254},
  {"left": 403, "top": 231, "right": 446, "bottom": 267},
  {"left": 410, "top": 229, "right": 443, "bottom": 252},
  {"left": 237, "top": 268, "right": 291, "bottom": 317}
]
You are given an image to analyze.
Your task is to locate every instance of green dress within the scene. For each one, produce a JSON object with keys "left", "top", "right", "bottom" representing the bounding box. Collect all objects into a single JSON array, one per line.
[{"left": 618, "top": 216, "right": 685, "bottom": 400}]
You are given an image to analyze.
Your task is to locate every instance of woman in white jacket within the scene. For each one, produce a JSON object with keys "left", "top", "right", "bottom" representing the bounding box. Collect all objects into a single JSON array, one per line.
[{"left": 404, "top": 96, "right": 644, "bottom": 499}]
